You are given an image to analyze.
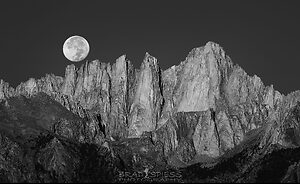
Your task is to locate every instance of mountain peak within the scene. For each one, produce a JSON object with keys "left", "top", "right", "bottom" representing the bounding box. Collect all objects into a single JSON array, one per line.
[
  {"left": 186, "top": 41, "right": 226, "bottom": 59},
  {"left": 204, "top": 41, "right": 226, "bottom": 56}
]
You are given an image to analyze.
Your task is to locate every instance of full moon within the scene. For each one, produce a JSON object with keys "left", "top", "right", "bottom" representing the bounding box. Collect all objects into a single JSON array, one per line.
[{"left": 63, "top": 35, "right": 90, "bottom": 62}]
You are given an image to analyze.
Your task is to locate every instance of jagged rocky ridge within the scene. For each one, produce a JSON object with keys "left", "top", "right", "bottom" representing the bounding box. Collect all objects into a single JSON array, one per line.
[{"left": 0, "top": 41, "right": 300, "bottom": 182}]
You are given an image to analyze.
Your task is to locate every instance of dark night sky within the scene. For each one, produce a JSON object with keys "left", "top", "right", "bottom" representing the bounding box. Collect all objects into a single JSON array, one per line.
[{"left": 0, "top": 0, "right": 299, "bottom": 95}]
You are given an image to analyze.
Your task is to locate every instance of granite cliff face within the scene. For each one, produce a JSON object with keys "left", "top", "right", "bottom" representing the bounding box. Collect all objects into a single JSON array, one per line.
[{"left": 0, "top": 41, "right": 300, "bottom": 182}]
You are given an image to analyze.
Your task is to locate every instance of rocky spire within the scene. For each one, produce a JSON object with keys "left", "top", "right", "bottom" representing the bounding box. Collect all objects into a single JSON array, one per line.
[
  {"left": 109, "top": 55, "right": 134, "bottom": 139},
  {"left": 0, "top": 79, "right": 15, "bottom": 100},
  {"left": 128, "top": 52, "right": 163, "bottom": 138}
]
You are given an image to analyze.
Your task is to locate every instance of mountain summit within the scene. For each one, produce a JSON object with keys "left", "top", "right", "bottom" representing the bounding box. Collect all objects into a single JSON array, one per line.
[{"left": 0, "top": 41, "right": 300, "bottom": 182}]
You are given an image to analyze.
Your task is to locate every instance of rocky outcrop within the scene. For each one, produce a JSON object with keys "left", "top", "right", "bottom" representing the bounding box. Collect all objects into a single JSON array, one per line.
[
  {"left": 154, "top": 111, "right": 220, "bottom": 165},
  {"left": 0, "top": 79, "right": 15, "bottom": 99},
  {"left": 128, "top": 53, "right": 163, "bottom": 138}
]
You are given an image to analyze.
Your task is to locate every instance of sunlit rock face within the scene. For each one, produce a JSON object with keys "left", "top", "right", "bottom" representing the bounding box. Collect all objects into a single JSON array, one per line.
[
  {"left": 109, "top": 55, "right": 134, "bottom": 139},
  {"left": 128, "top": 53, "right": 163, "bottom": 138},
  {"left": 175, "top": 42, "right": 232, "bottom": 112}
]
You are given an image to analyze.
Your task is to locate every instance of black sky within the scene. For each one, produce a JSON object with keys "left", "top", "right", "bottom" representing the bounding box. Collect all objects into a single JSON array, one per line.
[{"left": 0, "top": 0, "right": 299, "bottom": 95}]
